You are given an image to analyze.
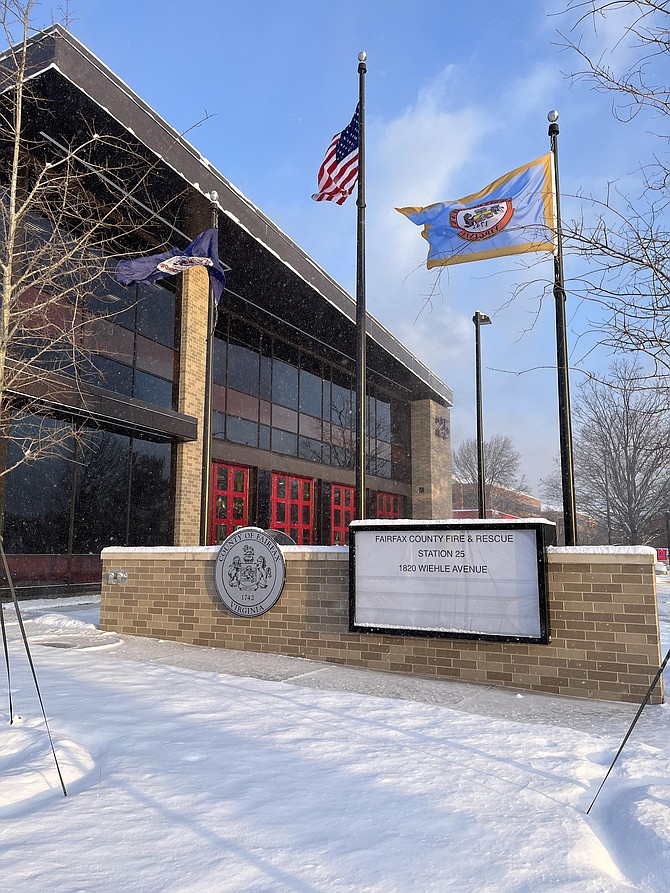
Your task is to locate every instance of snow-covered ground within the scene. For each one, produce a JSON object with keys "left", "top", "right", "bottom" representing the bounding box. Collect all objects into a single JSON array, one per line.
[{"left": 1, "top": 581, "right": 670, "bottom": 892}]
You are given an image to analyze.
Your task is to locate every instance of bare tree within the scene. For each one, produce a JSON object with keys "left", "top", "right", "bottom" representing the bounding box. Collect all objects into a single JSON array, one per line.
[
  {"left": 542, "top": 358, "right": 670, "bottom": 544},
  {"left": 453, "top": 434, "right": 525, "bottom": 488},
  {"left": 558, "top": 1, "right": 670, "bottom": 374},
  {"left": 453, "top": 434, "right": 530, "bottom": 514},
  {"left": 0, "top": 1, "right": 185, "bottom": 479}
]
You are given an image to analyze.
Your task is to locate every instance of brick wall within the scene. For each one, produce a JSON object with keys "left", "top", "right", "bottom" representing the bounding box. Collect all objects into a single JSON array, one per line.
[
  {"left": 173, "top": 267, "right": 209, "bottom": 545},
  {"left": 100, "top": 545, "right": 663, "bottom": 704}
]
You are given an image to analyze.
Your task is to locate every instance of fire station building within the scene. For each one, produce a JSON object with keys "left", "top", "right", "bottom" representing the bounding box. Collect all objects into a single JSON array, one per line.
[{"left": 0, "top": 26, "right": 452, "bottom": 597}]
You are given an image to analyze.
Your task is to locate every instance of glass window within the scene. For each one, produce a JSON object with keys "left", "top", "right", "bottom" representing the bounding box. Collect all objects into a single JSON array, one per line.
[
  {"left": 227, "top": 389, "right": 259, "bottom": 422},
  {"left": 23, "top": 230, "right": 179, "bottom": 413},
  {"left": 137, "top": 281, "right": 176, "bottom": 348},
  {"left": 134, "top": 371, "right": 174, "bottom": 409},
  {"left": 260, "top": 352, "right": 272, "bottom": 401},
  {"left": 298, "top": 436, "right": 322, "bottom": 462},
  {"left": 89, "top": 271, "right": 136, "bottom": 323},
  {"left": 232, "top": 496, "right": 245, "bottom": 520},
  {"left": 212, "top": 411, "right": 226, "bottom": 439},
  {"left": 367, "top": 395, "right": 392, "bottom": 442},
  {"left": 377, "top": 440, "right": 392, "bottom": 461},
  {"left": 94, "top": 319, "right": 135, "bottom": 367},
  {"left": 128, "top": 439, "right": 173, "bottom": 545},
  {"left": 213, "top": 337, "right": 227, "bottom": 385},
  {"left": 83, "top": 354, "right": 133, "bottom": 396},
  {"left": 299, "top": 368, "right": 322, "bottom": 418},
  {"left": 322, "top": 378, "right": 331, "bottom": 421},
  {"left": 227, "top": 319, "right": 260, "bottom": 396},
  {"left": 377, "top": 459, "right": 392, "bottom": 478},
  {"left": 72, "top": 430, "right": 131, "bottom": 553},
  {"left": 2, "top": 415, "right": 74, "bottom": 554},
  {"left": 272, "top": 359, "right": 298, "bottom": 409},
  {"left": 331, "top": 380, "right": 353, "bottom": 429},
  {"left": 226, "top": 416, "right": 259, "bottom": 447},
  {"left": 13, "top": 338, "right": 75, "bottom": 376},
  {"left": 272, "top": 428, "right": 297, "bottom": 456},
  {"left": 135, "top": 336, "right": 175, "bottom": 381},
  {"left": 272, "top": 404, "right": 297, "bottom": 433},
  {"left": 331, "top": 446, "right": 353, "bottom": 470},
  {"left": 228, "top": 342, "right": 260, "bottom": 396},
  {"left": 377, "top": 400, "right": 392, "bottom": 442}
]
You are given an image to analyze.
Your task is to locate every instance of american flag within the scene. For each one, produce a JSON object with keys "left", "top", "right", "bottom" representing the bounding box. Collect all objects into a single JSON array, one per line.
[{"left": 312, "top": 104, "right": 360, "bottom": 205}]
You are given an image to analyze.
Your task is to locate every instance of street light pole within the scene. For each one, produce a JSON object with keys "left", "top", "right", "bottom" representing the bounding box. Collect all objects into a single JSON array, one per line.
[{"left": 473, "top": 311, "right": 492, "bottom": 520}]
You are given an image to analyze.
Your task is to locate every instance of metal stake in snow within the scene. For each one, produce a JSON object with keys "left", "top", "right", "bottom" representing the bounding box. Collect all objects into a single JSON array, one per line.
[
  {"left": 0, "top": 535, "right": 67, "bottom": 797},
  {"left": 587, "top": 646, "right": 670, "bottom": 814}
]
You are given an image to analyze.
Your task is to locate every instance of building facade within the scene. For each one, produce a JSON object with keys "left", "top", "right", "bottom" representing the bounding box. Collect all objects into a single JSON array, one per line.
[
  {"left": 0, "top": 27, "right": 452, "bottom": 596},
  {"left": 451, "top": 481, "right": 543, "bottom": 520}
]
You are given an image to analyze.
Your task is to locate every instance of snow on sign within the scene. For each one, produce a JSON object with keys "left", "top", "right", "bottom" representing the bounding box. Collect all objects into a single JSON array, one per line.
[{"left": 349, "top": 520, "right": 555, "bottom": 643}]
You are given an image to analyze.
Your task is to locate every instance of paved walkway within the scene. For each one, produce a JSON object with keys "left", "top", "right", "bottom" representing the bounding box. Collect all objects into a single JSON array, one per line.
[
  {"left": 106, "top": 631, "right": 646, "bottom": 734},
  {"left": 14, "top": 596, "right": 648, "bottom": 737}
]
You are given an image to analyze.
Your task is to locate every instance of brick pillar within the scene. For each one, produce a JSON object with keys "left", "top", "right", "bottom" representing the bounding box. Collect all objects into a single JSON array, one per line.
[
  {"left": 174, "top": 266, "right": 209, "bottom": 545},
  {"left": 410, "top": 399, "right": 452, "bottom": 519}
]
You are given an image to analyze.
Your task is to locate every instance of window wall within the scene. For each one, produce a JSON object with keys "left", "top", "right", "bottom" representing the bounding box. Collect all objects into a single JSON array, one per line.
[
  {"left": 17, "top": 217, "right": 178, "bottom": 411},
  {"left": 212, "top": 313, "right": 410, "bottom": 481},
  {"left": 0, "top": 414, "right": 174, "bottom": 573},
  {"left": 80, "top": 275, "right": 178, "bottom": 410}
]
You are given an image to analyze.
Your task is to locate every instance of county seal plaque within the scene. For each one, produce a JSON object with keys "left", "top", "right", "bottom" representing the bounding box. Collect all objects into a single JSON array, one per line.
[{"left": 214, "top": 526, "right": 286, "bottom": 617}]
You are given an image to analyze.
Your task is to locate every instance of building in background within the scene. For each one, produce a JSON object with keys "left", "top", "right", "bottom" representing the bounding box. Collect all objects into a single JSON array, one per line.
[
  {"left": 0, "top": 26, "right": 452, "bottom": 597},
  {"left": 451, "top": 481, "right": 542, "bottom": 520}
]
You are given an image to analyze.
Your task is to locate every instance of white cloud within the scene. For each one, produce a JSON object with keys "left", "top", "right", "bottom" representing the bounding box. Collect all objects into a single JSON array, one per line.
[
  {"left": 374, "top": 67, "right": 490, "bottom": 208},
  {"left": 499, "top": 62, "right": 562, "bottom": 120},
  {"left": 360, "top": 65, "right": 492, "bottom": 389}
]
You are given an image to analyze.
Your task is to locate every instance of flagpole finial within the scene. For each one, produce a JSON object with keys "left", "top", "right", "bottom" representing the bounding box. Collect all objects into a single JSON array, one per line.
[
  {"left": 358, "top": 51, "right": 366, "bottom": 62},
  {"left": 547, "top": 109, "right": 559, "bottom": 137},
  {"left": 209, "top": 190, "right": 219, "bottom": 204}
]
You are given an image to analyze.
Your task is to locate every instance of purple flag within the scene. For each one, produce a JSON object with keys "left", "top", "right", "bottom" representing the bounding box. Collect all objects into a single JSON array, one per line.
[{"left": 115, "top": 229, "right": 226, "bottom": 303}]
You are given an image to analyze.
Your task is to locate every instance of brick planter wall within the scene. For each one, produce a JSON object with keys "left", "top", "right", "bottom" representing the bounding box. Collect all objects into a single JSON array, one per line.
[{"left": 100, "top": 545, "right": 663, "bottom": 704}]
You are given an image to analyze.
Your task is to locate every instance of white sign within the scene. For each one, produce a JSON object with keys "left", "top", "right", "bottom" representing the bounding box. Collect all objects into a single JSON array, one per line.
[
  {"left": 351, "top": 523, "right": 551, "bottom": 641},
  {"left": 215, "top": 527, "right": 286, "bottom": 617}
]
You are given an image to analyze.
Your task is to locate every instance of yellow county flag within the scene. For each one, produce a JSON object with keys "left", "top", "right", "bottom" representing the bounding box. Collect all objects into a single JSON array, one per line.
[{"left": 396, "top": 154, "right": 555, "bottom": 269}]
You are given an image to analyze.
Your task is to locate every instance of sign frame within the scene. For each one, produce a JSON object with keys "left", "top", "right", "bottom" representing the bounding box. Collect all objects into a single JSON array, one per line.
[{"left": 349, "top": 520, "right": 555, "bottom": 644}]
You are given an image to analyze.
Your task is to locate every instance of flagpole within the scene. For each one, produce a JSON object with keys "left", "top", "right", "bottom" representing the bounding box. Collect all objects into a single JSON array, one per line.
[
  {"left": 200, "top": 191, "right": 219, "bottom": 545},
  {"left": 548, "top": 110, "right": 577, "bottom": 546},
  {"left": 355, "top": 51, "right": 367, "bottom": 521}
]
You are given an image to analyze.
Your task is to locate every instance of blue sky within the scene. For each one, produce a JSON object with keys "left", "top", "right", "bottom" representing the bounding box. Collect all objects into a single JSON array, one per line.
[{"left": 28, "top": 0, "right": 655, "bottom": 496}]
